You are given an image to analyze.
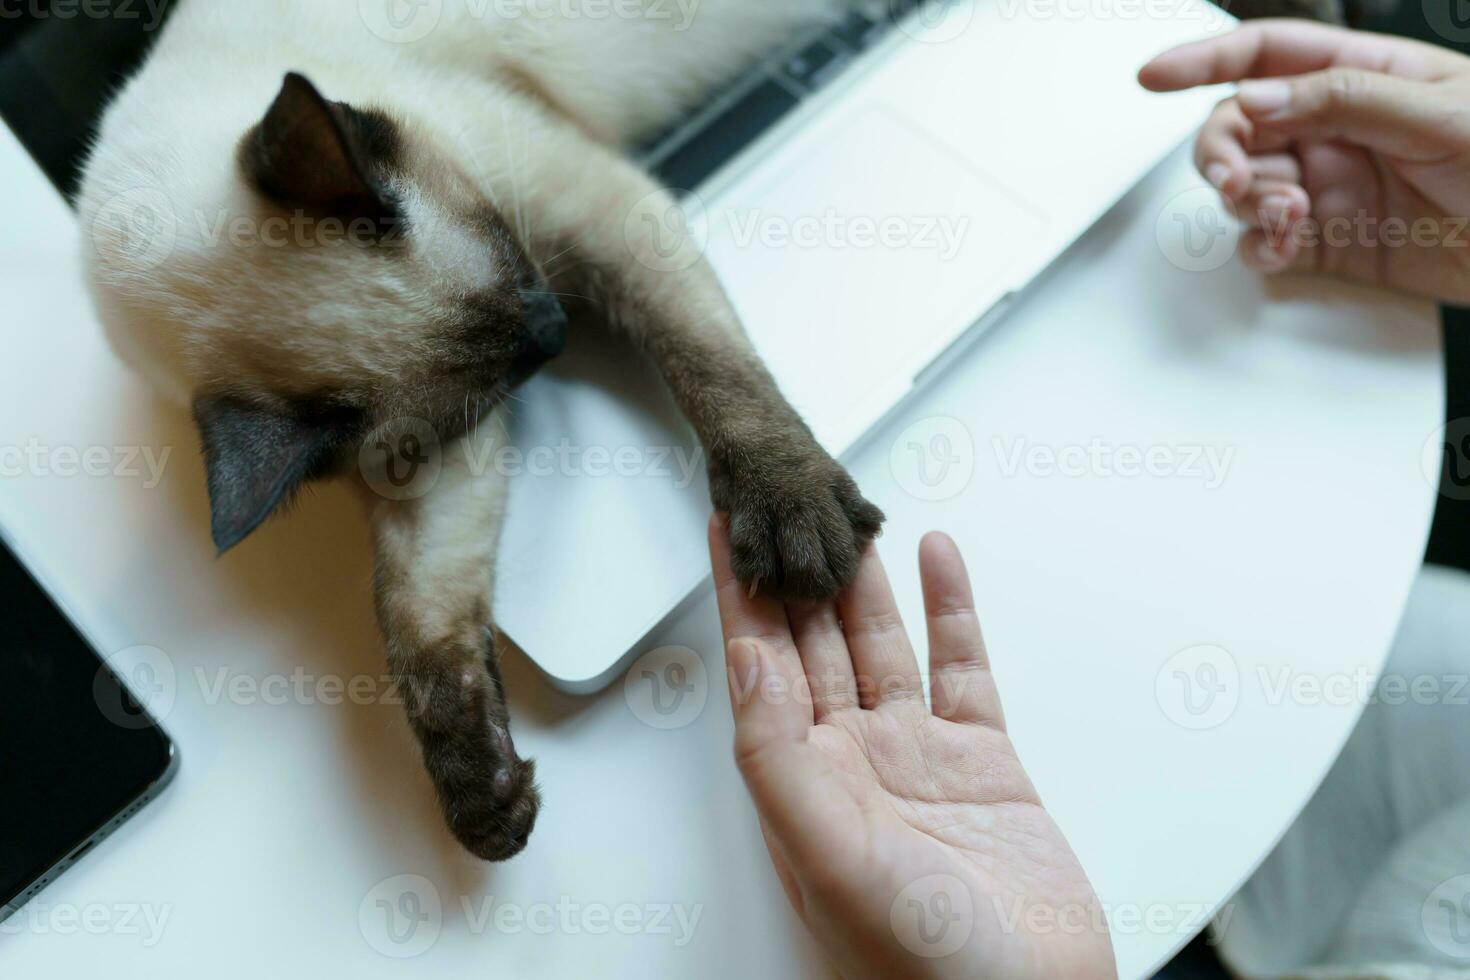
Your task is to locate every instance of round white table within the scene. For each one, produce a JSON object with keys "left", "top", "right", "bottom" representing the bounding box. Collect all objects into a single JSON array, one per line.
[{"left": 0, "top": 127, "right": 1442, "bottom": 978}]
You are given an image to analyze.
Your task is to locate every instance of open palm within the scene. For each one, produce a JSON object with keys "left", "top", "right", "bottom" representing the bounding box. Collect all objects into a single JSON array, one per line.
[{"left": 711, "top": 519, "right": 1114, "bottom": 980}]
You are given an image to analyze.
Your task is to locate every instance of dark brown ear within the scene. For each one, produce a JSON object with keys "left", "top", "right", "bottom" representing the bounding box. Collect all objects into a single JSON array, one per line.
[
  {"left": 193, "top": 395, "right": 364, "bottom": 554},
  {"left": 240, "top": 72, "right": 399, "bottom": 217}
]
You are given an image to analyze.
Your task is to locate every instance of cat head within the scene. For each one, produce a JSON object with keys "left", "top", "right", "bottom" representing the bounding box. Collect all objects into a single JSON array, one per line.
[{"left": 86, "top": 72, "right": 566, "bottom": 552}]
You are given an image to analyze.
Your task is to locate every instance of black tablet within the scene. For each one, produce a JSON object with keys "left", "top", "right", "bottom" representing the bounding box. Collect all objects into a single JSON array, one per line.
[{"left": 0, "top": 535, "right": 177, "bottom": 922}]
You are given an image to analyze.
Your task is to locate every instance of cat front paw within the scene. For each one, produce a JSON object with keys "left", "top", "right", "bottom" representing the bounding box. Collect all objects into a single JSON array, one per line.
[
  {"left": 441, "top": 756, "right": 539, "bottom": 863},
  {"left": 402, "top": 635, "right": 540, "bottom": 862},
  {"left": 713, "top": 444, "right": 885, "bottom": 601}
]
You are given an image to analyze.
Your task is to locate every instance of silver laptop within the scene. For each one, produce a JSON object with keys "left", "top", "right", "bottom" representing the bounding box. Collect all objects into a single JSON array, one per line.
[{"left": 497, "top": 0, "right": 1232, "bottom": 691}]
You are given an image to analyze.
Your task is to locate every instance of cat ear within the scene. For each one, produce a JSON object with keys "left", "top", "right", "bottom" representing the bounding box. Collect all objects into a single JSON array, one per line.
[
  {"left": 192, "top": 395, "right": 359, "bottom": 554},
  {"left": 240, "top": 72, "right": 398, "bottom": 215}
]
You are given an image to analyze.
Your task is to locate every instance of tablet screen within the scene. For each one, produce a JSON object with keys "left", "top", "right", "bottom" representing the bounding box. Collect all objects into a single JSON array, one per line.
[{"left": 0, "top": 539, "right": 174, "bottom": 912}]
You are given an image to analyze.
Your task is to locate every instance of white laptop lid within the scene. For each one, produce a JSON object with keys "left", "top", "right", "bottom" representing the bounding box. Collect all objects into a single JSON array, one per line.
[{"left": 497, "top": 0, "right": 1232, "bottom": 691}]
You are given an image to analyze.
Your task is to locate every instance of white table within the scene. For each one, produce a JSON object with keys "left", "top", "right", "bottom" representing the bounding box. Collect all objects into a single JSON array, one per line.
[{"left": 0, "top": 123, "right": 1442, "bottom": 978}]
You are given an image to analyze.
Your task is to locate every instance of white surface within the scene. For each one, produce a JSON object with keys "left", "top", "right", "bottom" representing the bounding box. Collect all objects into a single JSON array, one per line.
[
  {"left": 0, "top": 103, "right": 1442, "bottom": 980},
  {"left": 495, "top": 0, "right": 1235, "bottom": 689},
  {"left": 1213, "top": 566, "right": 1470, "bottom": 976}
]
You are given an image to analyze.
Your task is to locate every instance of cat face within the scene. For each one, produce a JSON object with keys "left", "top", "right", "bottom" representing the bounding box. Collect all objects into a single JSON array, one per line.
[{"left": 94, "top": 73, "right": 566, "bottom": 551}]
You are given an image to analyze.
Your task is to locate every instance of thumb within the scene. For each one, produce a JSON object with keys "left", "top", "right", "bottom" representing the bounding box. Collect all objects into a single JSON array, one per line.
[
  {"left": 727, "top": 637, "right": 809, "bottom": 756},
  {"left": 1236, "top": 69, "right": 1453, "bottom": 161},
  {"left": 725, "top": 639, "right": 851, "bottom": 847}
]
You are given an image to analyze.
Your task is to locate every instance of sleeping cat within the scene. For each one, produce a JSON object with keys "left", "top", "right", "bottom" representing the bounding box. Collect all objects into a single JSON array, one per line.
[
  {"left": 78, "top": 0, "right": 884, "bottom": 862},
  {"left": 76, "top": 0, "right": 1370, "bottom": 862}
]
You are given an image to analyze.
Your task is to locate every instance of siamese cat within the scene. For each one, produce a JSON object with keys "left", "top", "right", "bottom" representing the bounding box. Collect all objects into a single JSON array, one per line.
[
  {"left": 76, "top": 0, "right": 1370, "bottom": 862},
  {"left": 79, "top": 0, "right": 884, "bottom": 862}
]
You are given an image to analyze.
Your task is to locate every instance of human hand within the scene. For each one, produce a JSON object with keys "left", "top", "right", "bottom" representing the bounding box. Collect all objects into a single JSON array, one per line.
[
  {"left": 1140, "top": 20, "right": 1470, "bottom": 304},
  {"left": 709, "top": 518, "right": 1114, "bottom": 980}
]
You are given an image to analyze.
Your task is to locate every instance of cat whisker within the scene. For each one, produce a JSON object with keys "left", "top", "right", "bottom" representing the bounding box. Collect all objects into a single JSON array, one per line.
[
  {"left": 538, "top": 241, "right": 578, "bottom": 271},
  {"left": 523, "top": 289, "right": 591, "bottom": 303},
  {"left": 491, "top": 408, "right": 514, "bottom": 445}
]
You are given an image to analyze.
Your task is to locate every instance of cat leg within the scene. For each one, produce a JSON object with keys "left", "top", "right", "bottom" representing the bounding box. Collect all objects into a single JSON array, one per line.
[
  {"left": 359, "top": 415, "right": 537, "bottom": 862},
  {"left": 524, "top": 142, "right": 885, "bottom": 600}
]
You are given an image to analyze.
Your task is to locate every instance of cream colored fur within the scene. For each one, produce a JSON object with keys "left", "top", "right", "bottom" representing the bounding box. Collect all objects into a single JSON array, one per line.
[
  {"left": 78, "top": 0, "right": 844, "bottom": 405},
  {"left": 77, "top": 0, "right": 868, "bottom": 861}
]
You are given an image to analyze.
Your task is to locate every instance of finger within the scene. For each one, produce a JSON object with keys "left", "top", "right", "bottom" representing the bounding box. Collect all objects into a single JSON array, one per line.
[
  {"left": 1195, "top": 98, "right": 1255, "bottom": 200},
  {"left": 1139, "top": 20, "right": 1463, "bottom": 92},
  {"left": 785, "top": 601, "right": 860, "bottom": 721},
  {"left": 726, "top": 638, "right": 854, "bottom": 850},
  {"left": 919, "top": 533, "right": 1006, "bottom": 728},
  {"left": 1248, "top": 152, "right": 1302, "bottom": 186},
  {"left": 726, "top": 638, "right": 810, "bottom": 756},
  {"left": 1240, "top": 226, "right": 1315, "bottom": 276},
  {"left": 1195, "top": 100, "right": 1303, "bottom": 201},
  {"left": 710, "top": 515, "right": 814, "bottom": 726},
  {"left": 836, "top": 546, "right": 924, "bottom": 708},
  {"left": 1236, "top": 69, "right": 1453, "bottom": 162},
  {"left": 710, "top": 514, "right": 797, "bottom": 655},
  {"left": 1230, "top": 180, "right": 1311, "bottom": 235}
]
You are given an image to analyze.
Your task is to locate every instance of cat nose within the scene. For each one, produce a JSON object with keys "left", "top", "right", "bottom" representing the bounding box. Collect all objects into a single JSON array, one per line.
[{"left": 511, "top": 272, "right": 568, "bottom": 385}]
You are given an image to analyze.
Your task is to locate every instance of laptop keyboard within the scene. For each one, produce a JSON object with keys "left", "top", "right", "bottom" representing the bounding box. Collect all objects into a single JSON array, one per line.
[{"left": 638, "top": 0, "right": 941, "bottom": 191}]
